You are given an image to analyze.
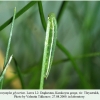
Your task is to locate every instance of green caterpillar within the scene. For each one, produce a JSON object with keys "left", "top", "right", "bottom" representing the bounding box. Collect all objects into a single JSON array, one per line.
[{"left": 42, "top": 13, "right": 57, "bottom": 79}]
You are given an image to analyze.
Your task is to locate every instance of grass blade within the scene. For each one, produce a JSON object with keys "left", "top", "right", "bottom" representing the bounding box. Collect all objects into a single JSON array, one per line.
[
  {"left": 38, "top": 1, "right": 46, "bottom": 31},
  {"left": 0, "top": 7, "right": 16, "bottom": 89},
  {"left": 57, "top": 1, "right": 68, "bottom": 24},
  {"left": 13, "top": 57, "right": 25, "bottom": 89},
  {"left": 0, "top": 1, "right": 37, "bottom": 31},
  {"left": 3, "top": 7, "right": 16, "bottom": 68},
  {"left": 2, "top": 55, "right": 13, "bottom": 77},
  {"left": 0, "top": 55, "right": 13, "bottom": 89}
]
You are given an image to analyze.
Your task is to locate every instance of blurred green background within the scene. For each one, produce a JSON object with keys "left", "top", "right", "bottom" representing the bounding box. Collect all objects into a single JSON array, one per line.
[{"left": 0, "top": 1, "right": 100, "bottom": 89}]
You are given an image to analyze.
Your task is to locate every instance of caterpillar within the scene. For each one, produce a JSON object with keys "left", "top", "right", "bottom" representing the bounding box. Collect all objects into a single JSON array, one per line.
[{"left": 42, "top": 13, "right": 57, "bottom": 79}]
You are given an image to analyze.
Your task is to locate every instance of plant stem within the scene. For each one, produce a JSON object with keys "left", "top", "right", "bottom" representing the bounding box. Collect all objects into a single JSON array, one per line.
[
  {"left": 38, "top": 1, "right": 46, "bottom": 31},
  {"left": 0, "top": 1, "right": 37, "bottom": 31},
  {"left": 53, "top": 52, "right": 100, "bottom": 65},
  {"left": 0, "top": 7, "right": 16, "bottom": 89},
  {"left": 39, "top": 63, "right": 45, "bottom": 89},
  {"left": 57, "top": 41, "right": 91, "bottom": 88},
  {"left": 13, "top": 57, "right": 25, "bottom": 89},
  {"left": 38, "top": 1, "right": 46, "bottom": 89},
  {"left": 3, "top": 8, "right": 16, "bottom": 68},
  {"left": 0, "top": 80, "right": 3, "bottom": 89},
  {"left": 57, "top": 1, "right": 68, "bottom": 24}
]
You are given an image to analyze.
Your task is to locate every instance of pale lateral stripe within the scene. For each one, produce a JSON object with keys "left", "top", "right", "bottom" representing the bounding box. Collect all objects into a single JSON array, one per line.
[{"left": 45, "top": 18, "right": 50, "bottom": 46}]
